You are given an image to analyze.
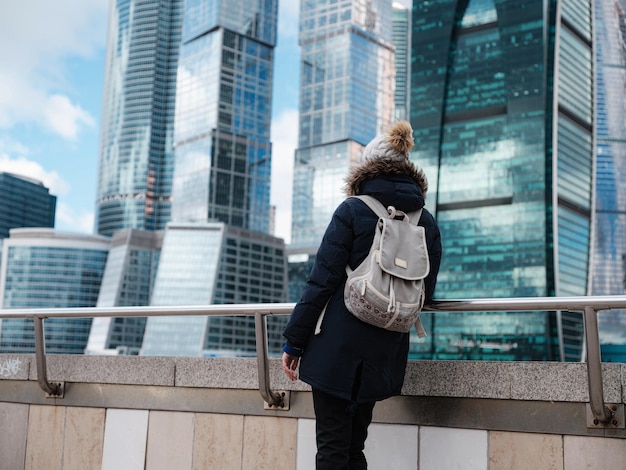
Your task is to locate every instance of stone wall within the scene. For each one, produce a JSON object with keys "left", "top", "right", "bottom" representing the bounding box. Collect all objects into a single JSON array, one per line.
[{"left": 1, "top": 355, "right": 625, "bottom": 469}]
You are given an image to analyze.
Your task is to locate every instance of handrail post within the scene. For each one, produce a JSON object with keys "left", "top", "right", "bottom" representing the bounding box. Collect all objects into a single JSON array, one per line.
[
  {"left": 583, "top": 306, "right": 612, "bottom": 424},
  {"left": 33, "top": 317, "right": 62, "bottom": 397},
  {"left": 254, "top": 312, "right": 284, "bottom": 407}
]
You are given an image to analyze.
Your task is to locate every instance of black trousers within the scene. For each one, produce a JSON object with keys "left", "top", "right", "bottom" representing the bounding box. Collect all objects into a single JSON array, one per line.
[{"left": 312, "top": 388, "right": 376, "bottom": 470}]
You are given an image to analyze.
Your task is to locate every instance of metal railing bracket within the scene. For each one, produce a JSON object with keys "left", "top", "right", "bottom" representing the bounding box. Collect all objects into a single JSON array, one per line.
[
  {"left": 45, "top": 382, "right": 65, "bottom": 399},
  {"left": 263, "top": 390, "right": 290, "bottom": 411},
  {"left": 586, "top": 403, "right": 624, "bottom": 429}
]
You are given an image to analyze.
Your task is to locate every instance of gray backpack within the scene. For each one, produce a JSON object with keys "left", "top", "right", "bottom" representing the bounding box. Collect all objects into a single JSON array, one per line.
[{"left": 343, "top": 195, "right": 429, "bottom": 336}]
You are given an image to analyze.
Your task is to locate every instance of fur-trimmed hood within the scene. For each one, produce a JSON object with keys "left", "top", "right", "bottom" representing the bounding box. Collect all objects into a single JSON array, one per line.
[{"left": 344, "top": 156, "right": 428, "bottom": 197}]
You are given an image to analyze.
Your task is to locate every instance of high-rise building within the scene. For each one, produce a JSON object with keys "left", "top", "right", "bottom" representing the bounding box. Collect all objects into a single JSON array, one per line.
[
  {"left": 392, "top": 2, "right": 411, "bottom": 120},
  {"left": 409, "top": 0, "right": 593, "bottom": 361},
  {"left": 96, "top": 0, "right": 183, "bottom": 236},
  {"left": 591, "top": 0, "right": 626, "bottom": 345},
  {"left": 290, "top": 0, "right": 396, "bottom": 251},
  {"left": 0, "top": 229, "right": 109, "bottom": 354},
  {"left": 85, "top": 229, "right": 163, "bottom": 355},
  {"left": 170, "top": 0, "right": 278, "bottom": 233},
  {"left": 141, "top": 222, "right": 287, "bottom": 356},
  {"left": 91, "top": 0, "right": 286, "bottom": 357},
  {"left": 0, "top": 172, "right": 56, "bottom": 239}
]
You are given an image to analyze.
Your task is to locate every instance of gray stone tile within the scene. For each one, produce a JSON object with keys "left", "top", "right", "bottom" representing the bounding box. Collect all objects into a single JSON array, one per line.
[
  {"left": 175, "top": 357, "right": 259, "bottom": 388},
  {"left": 510, "top": 362, "right": 622, "bottom": 402},
  {"left": 0, "top": 354, "right": 30, "bottom": 380},
  {"left": 402, "top": 361, "right": 511, "bottom": 399},
  {"left": 30, "top": 355, "right": 176, "bottom": 386}
]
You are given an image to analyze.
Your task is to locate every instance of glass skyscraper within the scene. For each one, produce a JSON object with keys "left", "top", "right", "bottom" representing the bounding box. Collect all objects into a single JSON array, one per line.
[
  {"left": 392, "top": 2, "right": 411, "bottom": 120},
  {"left": 0, "top": 172, "right": 56, "bottom": 239},
  {"left": 90, "top": 0, "right": 286, "bottom": 357},
  {"left": 591, "top": 0, "right": 626, "bottom": 346},
  {"left": 85, "top": 229, "right": 163, "bottom": 355},
  {"left": 410, "top": 0, "right": 593, "bottom": 361},
  {"left": 96, "top": 0, "right": 183, "bottom": 236},
  {"left": 290, "top": 0, "right": 396, "bottom": 250},
  {"left": 141, "top": 222, "right": 287, "bottom": 356},
  {"left": 0, "top": 229, "right": 109, "bottom": 354},
  {"left": 171, "top": 0, "right": 278, "bottom": 233}
]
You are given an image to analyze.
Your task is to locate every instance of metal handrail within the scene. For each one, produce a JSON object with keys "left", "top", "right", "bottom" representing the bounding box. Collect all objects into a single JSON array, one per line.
[
  {"left": 0, "top": 303, "right": 295, "bottom": 407},
  {"left": 0, "top": 296, "right": 625, "bottom": 424},
  {"left": 425, "top": 296, "right": 626, "bottom": 424}
]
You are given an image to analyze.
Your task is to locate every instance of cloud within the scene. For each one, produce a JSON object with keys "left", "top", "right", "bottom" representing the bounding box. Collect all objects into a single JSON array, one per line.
[
  {"left": 0, "top": 0, "right": 107, "bottom": 138},
  {"left": 278, "top": 0, "right": 299, "bottom": 39},
  {"left": 56, "top": 202, "right": 95, "bottom": 234},
  {"left": 271, "top": 108, "right": 299, "bottom": 243},
  {"left": 43, "top": 94, "right": 96, "bottom": 141},
  {"left": 0, "top": 154, "right": 69, "bottom": 196}
]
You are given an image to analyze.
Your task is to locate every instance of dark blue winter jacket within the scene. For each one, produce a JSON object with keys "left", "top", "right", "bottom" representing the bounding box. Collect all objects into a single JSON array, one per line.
[{"left": 283, "top": 159, "right": 442, "bottom": 403}]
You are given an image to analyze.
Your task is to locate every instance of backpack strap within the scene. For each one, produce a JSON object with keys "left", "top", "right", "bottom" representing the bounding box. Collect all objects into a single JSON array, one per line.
[{"left": 351, "top": 195, "right": 423, "bottom": 226}]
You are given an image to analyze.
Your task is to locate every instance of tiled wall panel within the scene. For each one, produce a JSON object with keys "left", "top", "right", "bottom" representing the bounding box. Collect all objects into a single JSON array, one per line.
[
  {"left": 0, "top": 402, "right": 29, "bottom": 470},
  {"left": 63, "top": 407, "right": 105, "bottom": 470},
  {"left": 366, "top": 423, "right": 419, "bottom": 468},
  {"left": 101, "top": 409, "right": 149, "bottom": 470},
  {"left": 296, "top": 418, "right": 316, "bottom": 470},
  {"left": 489, "top": 431, "right": 563, "bottom": 470},
  {"left": 193, "top": 413, "right": 244, "bottom": 469},
  {"left": 146, "top": 411, "right": 194, "bottom": 470},
  {"left": 9, "top": 401, "right": 626, "bottom": 469},
  {"left": 420, "top": 426, "right": 488, "bottom": 470},
  {"left": 25, "top": 405, "right": 65, "bottom": 470},
  {"left": 243, "top": 415, "right": 297, "bottom": 470},
  {"left": 564, "top": 435, "right": 626, "bottom": 469}
]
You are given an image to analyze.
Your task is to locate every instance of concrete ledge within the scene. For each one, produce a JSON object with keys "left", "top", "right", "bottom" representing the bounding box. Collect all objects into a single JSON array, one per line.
[
  {"left": 1, "top": 380, "right": 624, "bottom": 439},
  {"left": 0, "top": 355, "right": 623, "bottom": 403}
]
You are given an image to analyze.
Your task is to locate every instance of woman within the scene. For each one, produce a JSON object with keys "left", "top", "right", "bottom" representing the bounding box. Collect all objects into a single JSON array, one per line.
[{"left": 282, "top": 120, "right": 442, "bottom": 469}]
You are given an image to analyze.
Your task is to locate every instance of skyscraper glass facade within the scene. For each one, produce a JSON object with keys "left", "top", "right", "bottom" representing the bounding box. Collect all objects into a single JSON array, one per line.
[
  {"left": 591, "top": 0, "right": 626, "bottom": 345},
  {"left": 0, "top": 230, "right": 109, "bottom": 354},
  {"left": 96, "top": 0, "right": 183, "bottom": 236},
  {"left": 290, "top": 0, "right": 396, "bottom": 249},
  {"left": 141, "top": 222, "right": 287, "bottom": 356},
  {"left": 392, "top": 3, "right": 411, "bottom": 120},
  {"left": 86, "top": 229, "right": 163, "bottom": 355},
  {"left": 410, "top": 0, "right": 593, "bottom": 361},
  {"left": 0, "top": 173, "right": 56, "bottom": 239},
  {"left": 171, "top": 0, "right": 277, "bottom": 233}
]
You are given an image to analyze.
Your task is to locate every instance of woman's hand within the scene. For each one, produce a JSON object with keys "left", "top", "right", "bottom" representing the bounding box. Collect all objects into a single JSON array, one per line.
[{"left": 282, "top": 352, "right": 300, "bottom": 381}]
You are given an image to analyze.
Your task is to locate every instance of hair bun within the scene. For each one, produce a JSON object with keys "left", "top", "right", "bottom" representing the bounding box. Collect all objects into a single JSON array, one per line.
[{"left": 387, "top": 120, "right": 414, "bottom": 155}]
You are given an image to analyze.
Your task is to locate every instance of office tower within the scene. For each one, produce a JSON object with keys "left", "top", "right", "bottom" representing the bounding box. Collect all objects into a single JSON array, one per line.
[
  {"left": 0, "top": 172, "right": 56, "bottom": 239},
  {"left": 410, "top": 0, "right": 593, "bottom": 360},
  {"left": 91, "top": 0, "right": 286, "bottom": 357},
  {"left": 96, "top": 0, "right": 183, "bottom": 236},
  {"left": 0, "top": 229, "right": 109, "bottom": 354},
  {"left": 392, "top": 2, "right": 411, "bottom": 120},
  {"left": 135, "top": 0, "right": 285, "bottom": 357},
  {"left": 141, "top": 222, "right": 287, "bottom": 356},
  {"left": 171, "top": 0, "right": 278, "bottom": 233},
  {"left": 290, "top": 0, "right": 396, "bottom": 251},
  {"left": 85, "top": 229, "right": 163, "bottom": 355},
  {"left": 592, "top": 0, "right": 626, "bottom": 346}
]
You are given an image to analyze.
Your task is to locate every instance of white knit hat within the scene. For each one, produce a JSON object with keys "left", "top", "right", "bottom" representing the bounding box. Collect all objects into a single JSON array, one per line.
[{"left": 360, "top": 121, "right": 414, "bottom": 163}]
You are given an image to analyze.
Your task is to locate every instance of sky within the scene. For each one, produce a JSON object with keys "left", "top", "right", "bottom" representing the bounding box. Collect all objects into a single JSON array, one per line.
[{"left": 0, "top": 0, "right": 411, "bottom": 244}]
